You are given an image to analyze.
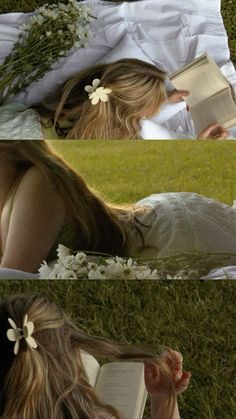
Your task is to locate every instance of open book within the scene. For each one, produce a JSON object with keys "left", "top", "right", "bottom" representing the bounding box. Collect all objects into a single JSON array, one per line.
[
  {"left": 169, "top": 53, "right": 236, "bottom": 135},
  {"left": 80, "top": 351, "right": 147, "bottom": 419}
]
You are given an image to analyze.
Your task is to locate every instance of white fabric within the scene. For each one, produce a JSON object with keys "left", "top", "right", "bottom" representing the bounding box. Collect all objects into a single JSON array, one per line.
[
  {"left": 0, "top": 0, "right": 235, "bottom": 138},
  {"left": 0, "top": 102, "right": 43, "bottom": 139},
  {"left": 98, "top": 32, "right": 155, "bottom": 65},
  {"left": 0, "top": 267, "right": 39, "bottom": 279},
  {"left": 131, "top": 193, "right": 236, "bottom": 265},
  {"left": 202, "top": 266, "right": 236, "bottom": 279}
]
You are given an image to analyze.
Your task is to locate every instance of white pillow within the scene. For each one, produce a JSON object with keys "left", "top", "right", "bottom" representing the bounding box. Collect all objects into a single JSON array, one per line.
[{"left": 99, "top": 32, "right": 156, "bottom": 65}]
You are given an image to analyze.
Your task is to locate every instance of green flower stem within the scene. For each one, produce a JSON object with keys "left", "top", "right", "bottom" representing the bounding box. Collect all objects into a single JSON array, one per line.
[{"left": 0, "top": 4, "right": 93, "bottom": 103}]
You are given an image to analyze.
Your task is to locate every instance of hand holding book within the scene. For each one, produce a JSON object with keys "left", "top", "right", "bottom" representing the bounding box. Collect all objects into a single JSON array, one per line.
[
  {"left": 169, "top": 53, "right": 236, "bottom": 137},
  {"left": 197, "top": 122, "right": 229, "bottom": 140},
  {"left": 166, "top": 90, "right": 190, "bottom": 104}
]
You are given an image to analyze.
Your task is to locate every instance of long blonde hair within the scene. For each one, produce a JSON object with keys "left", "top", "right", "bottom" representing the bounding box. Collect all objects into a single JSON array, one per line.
[
  {"left": 0, "top": 140, "right": 134, "bottom": 257},
  {"left": 39, "top": 59, "right": 166, "bottom": 139},
  {"left": 0, "top": 293, "right": 176, "bottom": 419}
]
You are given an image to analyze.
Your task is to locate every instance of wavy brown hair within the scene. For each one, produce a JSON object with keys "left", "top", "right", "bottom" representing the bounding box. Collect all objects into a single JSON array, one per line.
[
  {"left": 1, "top": 140, "right": 139, "bottom": 258},
  {"left": 38, "top": 59, "right": 166, "bottom": 139},
  {"left": 0, "top": 293, "right": 176, "bottom": 419}
]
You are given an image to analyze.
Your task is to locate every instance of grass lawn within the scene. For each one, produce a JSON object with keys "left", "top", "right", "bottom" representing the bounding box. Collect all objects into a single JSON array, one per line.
[
  {"left": 51, "top": 140, "right": 236, "bottom": 206},
  {"left": 1, "top": 0, "right": 235, "bottom": 65},
  {"left": 0, "top": 279, "right": 235, "bottom": 419}
]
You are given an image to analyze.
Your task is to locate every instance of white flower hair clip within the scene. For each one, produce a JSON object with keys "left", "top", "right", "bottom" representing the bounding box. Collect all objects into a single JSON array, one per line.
[
  {"left": 85, "top": 78, "right": 112, "bottom": 105},
  {"left": 6, "top": 315, "right": 38, "bottom": 355}
]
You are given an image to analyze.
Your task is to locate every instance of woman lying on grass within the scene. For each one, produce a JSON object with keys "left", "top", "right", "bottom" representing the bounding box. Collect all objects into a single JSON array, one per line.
[
  {"left": 0, "top": 293, "right": 191, "bottom": 419},
  {"left": 1, "top": 140, "right": 236, "bottom": 275},
  {"left": 0, "top": 59, "right": 229, "bottom": 140}
]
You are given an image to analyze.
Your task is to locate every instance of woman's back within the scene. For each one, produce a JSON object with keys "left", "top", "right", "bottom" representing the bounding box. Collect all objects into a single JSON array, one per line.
[{"left": 130, "top": 192, "right": 236, "bottom": 259}]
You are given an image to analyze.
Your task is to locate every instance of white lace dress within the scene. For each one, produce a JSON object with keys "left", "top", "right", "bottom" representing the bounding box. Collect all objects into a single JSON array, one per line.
[{"left": 129, "top": 192, "right": 236, "bottom": 262}]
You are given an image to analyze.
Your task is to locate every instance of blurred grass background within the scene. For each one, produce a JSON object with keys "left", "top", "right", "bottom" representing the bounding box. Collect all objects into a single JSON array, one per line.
[
  {"left": 0, "top": 280, "right": 235, "bottom": 419},
  {"left": 1, "top": 0, "right": 235, "bottom": 65},
  {"left": 51, "top": 140, "right": 236, "bottom": 206}
]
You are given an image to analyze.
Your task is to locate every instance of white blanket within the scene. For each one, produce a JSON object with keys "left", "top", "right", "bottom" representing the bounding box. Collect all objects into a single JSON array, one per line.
[
  {"left": 0, "top": 0, "right": 236, "bottom": 138},
  {"left": 0, "top": 268, "right": 39, "bottom": 279},
  {"left": 202, "top": 266, "right": 236, "bottom": 279}
]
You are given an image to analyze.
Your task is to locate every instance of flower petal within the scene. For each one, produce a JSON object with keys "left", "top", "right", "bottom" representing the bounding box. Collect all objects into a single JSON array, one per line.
[
  {"left": 92, "top": 78, "right": 100, "bottom": 88},
  {"left": 26, "top": 321, "right": 34, "bottom": 336},
  {"left": 91, "top": 96, "right": 99, "bottom": 105},
  {"left": 26, "top": 336, "right": 38, "bottom": 350},
  {"left": 100, "top": 94, "right": 109, "bottom": 102},
  {"left": 7, "top": 329, "right": 17, "bottom": 342},
  {"left": 23, "top": 314, "right": 28, "bottom": 327},
  {"left": 85, "top": 85, "right": 93, "bottom": 93},
  {"left": 8, "top": 318, "right": 17, "bottom": 330},
  {"left": 14, "top": 340, "right": 20, "bottom": 355}
]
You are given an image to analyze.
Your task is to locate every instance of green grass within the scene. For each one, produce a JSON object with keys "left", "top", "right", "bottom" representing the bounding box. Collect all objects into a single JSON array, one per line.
[
  {"left": 51, "top": 140, "right": 236, "bottom": 206},
  {"left": 0, "top": 280, "right": 235, "bottom": 419},
  {"left": 1, "top": 0, "right": 236, "bottom": 65}
]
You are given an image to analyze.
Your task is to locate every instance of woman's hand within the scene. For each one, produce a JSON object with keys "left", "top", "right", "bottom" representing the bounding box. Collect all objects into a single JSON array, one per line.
[
  {"left": 144, "top": 350, "right": 191, "bottom": 400},
  {"left": 197, "top": 122, "right": 229, "bottom": 139},
  {"left": 167, "top": 90, "right": 190, "bottom": 104}
]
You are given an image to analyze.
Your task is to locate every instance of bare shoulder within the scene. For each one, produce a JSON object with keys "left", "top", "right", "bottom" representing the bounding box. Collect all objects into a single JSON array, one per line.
[
  {"left": 16, "top": 165, "right": 61, "bottom": 203},
  {"left": 19, "top": 165, "right": 53, "bottom": 189},
  {"left": 12, "top": 165, "right": 67, "bottom": 219}
]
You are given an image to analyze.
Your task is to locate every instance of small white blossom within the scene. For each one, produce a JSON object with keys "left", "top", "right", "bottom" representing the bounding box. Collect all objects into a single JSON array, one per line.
[
  {"left": 58, "top": 3, "right": 67, "bottom": 11},
  {"left": 68, "top": 23, "right": 76, "bottom": 33},
  {"left": 74, "top": 252, "right": 87, "bottom": 265},
  {"left": 38, "top": 261, "right": 52, "bottom": 279},
  {"left": 104, "top": 259, "right": 126, "bottom": 278},
  {"left": 57, "top": 244, "right": 71, "bottom": 259},
  {"left": 88, "top": 269, "right": 106, "bottom": 280}
]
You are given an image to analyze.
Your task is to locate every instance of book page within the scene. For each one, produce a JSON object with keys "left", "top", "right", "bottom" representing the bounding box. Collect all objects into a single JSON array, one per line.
[
  {"left": 80, "top": 350, "right": 101, "bottom": 388},
  {"left": 191, "top": 88, "right": 236, "bottom": 135},
  {"left": 95, "top": 362, "right": 147, "bottom": 419},
  {"left": 170, "top": 53, "right": 208, "bottom": 78},
  {"left": 169, "top": 53, "right": 229, "bottom": 108},
  {"left": 171, "top": 66, "right": 229, "bottom": 108}
]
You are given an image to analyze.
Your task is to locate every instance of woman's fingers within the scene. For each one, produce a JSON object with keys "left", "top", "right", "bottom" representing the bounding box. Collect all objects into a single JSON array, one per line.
[
  {"left": 144, "top": 362, "right": 162, "bottom": 394},
  {"left": 167, "top": 89, "right": 190, "bottom": 103},
  {"left": 197, "top": 122, "right": 229, "bottom": 139},
  {"left": 167, "top": 350, "right": 183, "bottom": 380},
  {"left": 176, "top": 371, "right": 191, "bottom": 393},
  {"left": 178, "top": 90, "right": 190, "bottom": 97}
]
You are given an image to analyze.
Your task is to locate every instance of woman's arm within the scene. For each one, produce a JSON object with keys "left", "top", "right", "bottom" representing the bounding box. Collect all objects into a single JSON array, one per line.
[
  {"left": 1, "top": 166, "right": 67, "bottom": 273},
  {"left": 150, "top": 397, "right": 180, "bottom": 419},
  {"left": 144, "top": 350, "right": 191, "bottom": 419}
]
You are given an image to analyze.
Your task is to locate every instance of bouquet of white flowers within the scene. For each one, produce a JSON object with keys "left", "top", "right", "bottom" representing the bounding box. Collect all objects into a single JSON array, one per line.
[
  {"left": 0, "top": 0, "right": 94, "bottom": 103},
  {"left": 38, "top": 244, "right": 235, "bottom": 279},
  {"left": 39, "top": 245, "right": 161, "bottom": 279}
]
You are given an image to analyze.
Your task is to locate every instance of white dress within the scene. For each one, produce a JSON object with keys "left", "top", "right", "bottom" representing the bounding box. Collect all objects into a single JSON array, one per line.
[{"left": 130, "top": 193, "right": 236, "bottom": 262}]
